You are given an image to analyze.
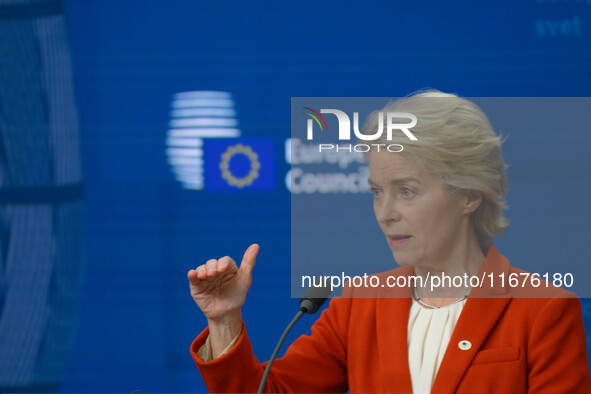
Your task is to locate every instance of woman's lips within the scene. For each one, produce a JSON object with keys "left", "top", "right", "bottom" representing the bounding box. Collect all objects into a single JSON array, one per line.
[{"left": 387, "top": 234, "right": 412, "bottom": 247}]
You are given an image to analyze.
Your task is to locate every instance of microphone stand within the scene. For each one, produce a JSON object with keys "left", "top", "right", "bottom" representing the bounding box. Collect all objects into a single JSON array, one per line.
[
  {"left": 256, "top": 309, "right": 305, "bottom": 394},
  {"left": 257, "top": 286, "right": 332, "bottom": 393}
]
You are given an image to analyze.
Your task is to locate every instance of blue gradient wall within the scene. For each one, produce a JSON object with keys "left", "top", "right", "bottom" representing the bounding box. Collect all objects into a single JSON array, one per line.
[{"left": 22, "top": 0, "right": 590, "bottom": 392}]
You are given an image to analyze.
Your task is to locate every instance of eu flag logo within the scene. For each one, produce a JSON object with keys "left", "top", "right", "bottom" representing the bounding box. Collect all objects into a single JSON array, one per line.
[{"left": 204, "top": 139, "right": 275, "bottom": 191}]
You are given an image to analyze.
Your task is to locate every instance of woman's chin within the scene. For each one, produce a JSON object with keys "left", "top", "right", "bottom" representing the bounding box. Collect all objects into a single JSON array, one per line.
[{"left": 391, "top": 251, "right": 415, "bottom": 267}]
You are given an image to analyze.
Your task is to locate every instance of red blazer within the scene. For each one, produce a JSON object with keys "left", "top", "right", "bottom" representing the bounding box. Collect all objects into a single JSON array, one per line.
[{"left": 191, "top": 245, "right": 591, "bottom": 393}]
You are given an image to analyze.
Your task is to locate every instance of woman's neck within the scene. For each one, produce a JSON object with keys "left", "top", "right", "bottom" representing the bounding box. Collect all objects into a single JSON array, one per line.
[{"left": 413, "top": 231, "right": 486, "bottom": 301}]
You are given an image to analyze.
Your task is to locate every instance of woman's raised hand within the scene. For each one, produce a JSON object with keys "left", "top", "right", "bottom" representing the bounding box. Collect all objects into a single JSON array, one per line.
[{"left": 187, "top": 244, "right": 259, "bottom": 325}]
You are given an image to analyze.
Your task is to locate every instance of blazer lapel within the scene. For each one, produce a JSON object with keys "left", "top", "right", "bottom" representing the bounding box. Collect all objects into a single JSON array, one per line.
[
  {"left": 376, "top": 267, "right": 414, "bottom": 394},
  {"left": 431, "top": 297, "right": 511, "bottom": 393},
  {"left": 431, "top": 244, "right": 512, "bottom": 393}
]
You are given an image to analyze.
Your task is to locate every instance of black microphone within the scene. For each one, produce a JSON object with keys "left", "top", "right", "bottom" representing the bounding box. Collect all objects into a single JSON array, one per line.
[
  {"left": 257, "top": 286, "right": 333, "bottom": 394},
  {"left": 299, "top": 285, "right": 333, "bottom": 314}
]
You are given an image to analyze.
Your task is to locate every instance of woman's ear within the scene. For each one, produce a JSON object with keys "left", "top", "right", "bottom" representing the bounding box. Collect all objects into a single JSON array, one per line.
[{"left": 463, "top": 190, "right": 483, "bottom": 214}]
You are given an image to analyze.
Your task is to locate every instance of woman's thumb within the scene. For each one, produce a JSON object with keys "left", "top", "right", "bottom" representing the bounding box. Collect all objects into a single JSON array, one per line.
[{"left": 240, "top": 243, "right": 259, "bottom": 276}]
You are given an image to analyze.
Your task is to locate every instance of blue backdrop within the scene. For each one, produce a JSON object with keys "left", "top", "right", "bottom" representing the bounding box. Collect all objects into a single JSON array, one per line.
[{"left": 5, "top": 0, "right": 588, "bottom": 392}]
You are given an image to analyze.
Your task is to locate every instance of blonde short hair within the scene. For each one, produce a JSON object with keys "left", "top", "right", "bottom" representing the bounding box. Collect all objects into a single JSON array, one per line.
[{"left": 361, "top": 90, "right": 510, "bottom": 250}]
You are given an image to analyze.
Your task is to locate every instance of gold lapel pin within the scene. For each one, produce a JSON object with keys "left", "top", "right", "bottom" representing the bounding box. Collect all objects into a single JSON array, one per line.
[{"left": 458, "top": 340, "right": 472, "bottom": 350}]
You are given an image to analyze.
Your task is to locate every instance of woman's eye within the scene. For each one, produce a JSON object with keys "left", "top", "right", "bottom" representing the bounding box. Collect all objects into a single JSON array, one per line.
[
  {"left": 371, "top": 188, "right": 382, "bottom": 196},
  {"left": 401, "top": 188, "right": 414, "bottom": 198}
]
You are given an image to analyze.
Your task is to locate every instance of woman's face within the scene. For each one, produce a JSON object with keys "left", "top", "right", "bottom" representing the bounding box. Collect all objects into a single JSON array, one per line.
[{"left": 368, "top": 150, "right": 473, "bottom": 269}]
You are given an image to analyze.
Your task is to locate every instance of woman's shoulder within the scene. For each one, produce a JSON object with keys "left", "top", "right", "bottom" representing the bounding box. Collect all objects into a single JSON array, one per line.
[
  {"left": 475, "top": 245, "right": 579, "bottom": 300},
  {"left": 505, "top": 265, "right": 578, "bottom": 299}
]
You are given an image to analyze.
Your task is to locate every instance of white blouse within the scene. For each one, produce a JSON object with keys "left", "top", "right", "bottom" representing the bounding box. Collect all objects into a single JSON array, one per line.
[{"left": 407, "top": 298, "right": 467, "bottom": 394}]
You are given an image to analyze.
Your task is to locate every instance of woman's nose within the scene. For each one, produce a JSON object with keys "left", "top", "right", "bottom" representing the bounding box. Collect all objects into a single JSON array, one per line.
[{"left": 375, "top": 194, "right": 402, "bottom": 224}]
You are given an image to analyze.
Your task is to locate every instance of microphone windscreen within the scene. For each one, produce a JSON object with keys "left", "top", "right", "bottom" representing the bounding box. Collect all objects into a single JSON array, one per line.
[{"left": 299, "top": 286, "right": 333, "bottom": 314}]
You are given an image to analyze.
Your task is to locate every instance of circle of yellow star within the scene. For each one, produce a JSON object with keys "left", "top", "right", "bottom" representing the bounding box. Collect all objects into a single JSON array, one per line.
[{"left": 219, "top": 143, "right": 260, "bottom": 188}]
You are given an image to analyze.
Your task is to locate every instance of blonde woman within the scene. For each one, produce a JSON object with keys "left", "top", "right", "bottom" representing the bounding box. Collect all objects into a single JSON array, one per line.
[{"left": 188, "top": 91, "right": 591, "bottom": 393}]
